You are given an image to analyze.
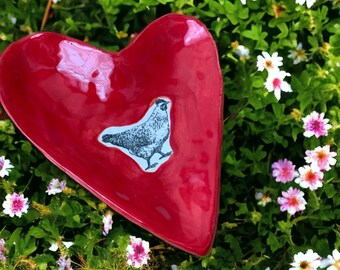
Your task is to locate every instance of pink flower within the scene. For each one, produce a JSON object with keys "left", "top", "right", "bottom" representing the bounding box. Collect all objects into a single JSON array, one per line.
[
  {"left": 302, "top": 111, "right": 332, "bottom": 138},
  {"left": 126, "top": 236, "right": 150, "bottom": 268},
  {"left": 2, "top": 192, "right": 29, "bottom": 217},
  {"left": 257, "top": 52, "right": 283, "bottom": 72},
  {"left": 46, "top": 178, "right": 67, "bottom": 195},
  {"left": 272, "top": 159, "right": 298, "bottom": 183},
  {"left": 305, "top": 145, "right": 337, "bottom": 171},
  {"left": 0, "top": 156, "right": 14, "bottom": 178},
  {"left": 102, "top": 212, "right": 113, "bottom": 236},
  {"left": 0, "top": 238, "right": 6, "bottom": 261},
  {"left": 264, "top": 69, "right": 292, "bottom": 100},
  {"left": 295, "top": 165, "right": 324, "bottom": 190},
  {"left": 277, "top": 187, "right": 307, "bottom": 215},
  {"left": 57, "top": 255, "right": 73, "bottom": 270}
]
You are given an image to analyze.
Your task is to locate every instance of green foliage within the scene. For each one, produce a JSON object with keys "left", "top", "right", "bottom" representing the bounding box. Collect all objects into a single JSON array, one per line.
[{"left": 0, "top": 0, "right": 339, "bottom": 269}]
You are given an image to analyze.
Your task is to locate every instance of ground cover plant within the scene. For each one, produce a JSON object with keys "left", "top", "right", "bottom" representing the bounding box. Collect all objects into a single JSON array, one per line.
[{"left": 0, "top": 0, "right": 339, "bottom": 269}]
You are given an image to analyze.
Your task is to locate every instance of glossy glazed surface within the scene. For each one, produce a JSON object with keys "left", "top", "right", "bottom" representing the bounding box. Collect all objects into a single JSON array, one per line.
[{"left": 0, "top": 14, "right": 223, "bottom": 256}]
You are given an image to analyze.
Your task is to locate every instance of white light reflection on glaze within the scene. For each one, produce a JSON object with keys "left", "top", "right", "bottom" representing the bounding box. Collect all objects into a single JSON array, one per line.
[
  {"left": 156, "top": 206, "right": 171, "bottom": 221},
  {"left": 57, "top": 40, "right": 114, "bottom": 102},
  {"left": 29, "top": 33, "right": 44, "bottom": 39},
  {"left": 184, "top": 20, "right": 209, "bottom": 46},
  {"left": 116, "top": 192, "right": 130, "bottom": 201}
]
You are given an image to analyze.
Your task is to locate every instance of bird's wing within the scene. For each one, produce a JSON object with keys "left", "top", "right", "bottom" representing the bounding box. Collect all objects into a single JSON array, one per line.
[
  {"left": 111, "top": 125, "right": 155, "bottom": 149},
  {"left": 127, "top": 126, "right": 156, "bottom": 147}
]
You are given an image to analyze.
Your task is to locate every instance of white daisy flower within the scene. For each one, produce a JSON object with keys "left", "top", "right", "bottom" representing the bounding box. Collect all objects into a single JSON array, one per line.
[
  {"left": 289, "top": 249, "right": 321, "bottom": 270},
  {"left": 288, "top": 43, "right": 308, "bottom": 64},
  {"left": 0, "top": 156, "right": 14, "bottom": 178},
  {"left": 295, "top": 0, "right": 317, "bottom": 8},
  {"left": 256, "top": 52, "right": 283, "bottom": 72}
]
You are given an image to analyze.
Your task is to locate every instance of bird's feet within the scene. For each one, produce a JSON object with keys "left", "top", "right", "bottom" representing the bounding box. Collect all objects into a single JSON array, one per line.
[
  {"left": 159, "top": 151, "right": 172, "bottom": 160},
  {"left": 145, "top": 162, "right": 158, "bottom": 171}
]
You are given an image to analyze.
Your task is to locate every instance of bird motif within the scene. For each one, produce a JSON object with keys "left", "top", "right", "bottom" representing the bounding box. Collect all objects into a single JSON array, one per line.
[{"left": 99, "top": 98, "right": 173, "bottom": 171}]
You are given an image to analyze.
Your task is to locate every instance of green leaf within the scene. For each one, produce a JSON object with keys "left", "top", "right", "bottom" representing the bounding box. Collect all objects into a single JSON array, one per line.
[
  {"left": 73, "top": 214, "right": 81, "bottom": 224},
  {"left": 21, "top": 140, "right": 32, "bottom": 153},
  {"left": 28, "top": 227, "right": 46, "bottom": 239},
  {"left": 0, "top": 119, "right": 15, "bottom": 134},
  {"left": 40, "top": 219, "right": 59, "bottom": 238},
  {"left": 323, "top": 184, "right": 337, "bottom": 199},
  {"left": 172, "top": 0, "right": 194, "bottom": 9},
  {"left": 242, "top": 24, "right": 262, "bottom": 40},
  {"left": 7, "top": 227, "right": 22, "bottom": 249},
  {"left": 311, "top": 235, "right": 330, "bottom": 255},
  {"left": 224, "top": 1, "right": 238, "bottom": 25},
  {"left": 272, "top": 103, "right": 285, "bottom": 120},
  {"left": 330, "top": 33, "right": 340, "bottom": 55},
  {"left": 235, "top": 202, "right": 248, "bottom": 216},
  {"left": 277, "top": 220, "right": 292, "bottom": 235},
  {"left": 276, "top": 23, "right": 289, "bottom": 39},
  {"left": 158, "top": 0, "right": 173, "bottom": 4},
  {"left": 251, "top": 76, "right": 264, "bottom": 88},
  {"left": 224, "top": 234, "right": 242, "bottom": 257},
  {"left": 272, "top": 131, "right": 288, "bottom": 147},
  {"left": 291, "top": 127, "right": 300, "bottom": 142},
  {"left": 251, "top": 210, "right": 262, "bottom": 225},
  {"left": 248, "top": 94, "right": 263, "bottom": 110},
  {"left": 33, "top": 254, "right": 56, "bottom": 270},
  {"left": 207, "top": 1, "right": 225, "bottom": 16},
  {"left": 319, "top": 206, "right": 335, "bottom": 221},
  {"left": 267, "top": 232, "right": 281, "bottom": 252},
  {"left": 211, "top": 18, "right": 228, "bottom": 37},
  {"left": 238, "top": 7, "right": 249, "bottom": 20},
  {"left": 308, "top": 190, "right": 320, "bottom": 213},
  {"left": 22, "top": 235, "right": 37, "bottom": 256}
]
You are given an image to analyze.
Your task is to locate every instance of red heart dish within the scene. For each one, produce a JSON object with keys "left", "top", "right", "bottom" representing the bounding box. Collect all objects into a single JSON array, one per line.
[{"left": 0, "top": 14, "right": 223, "bottom": 256}]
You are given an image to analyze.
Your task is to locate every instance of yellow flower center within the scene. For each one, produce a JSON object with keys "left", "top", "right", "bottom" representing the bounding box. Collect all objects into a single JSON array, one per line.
[
  {"left": 300, "top": 260, "right": 311, "bottom": 270},
  {"left": 317, "top": 150, "right": 326, "bottom": 161},
  {"left": 333, "top": 260, "right": 340, "bottom": 270},
  {"left": 296, "top": 49, "right": 306, "bottom": 57},
  {"left": 265, "top": 60, "right": 273, "bottom": 68}
]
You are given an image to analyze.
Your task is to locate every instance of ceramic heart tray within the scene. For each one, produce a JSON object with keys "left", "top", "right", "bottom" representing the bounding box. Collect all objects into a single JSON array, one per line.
[{"left": 0, "top": 14, "right": 223, "bottom": 256}]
